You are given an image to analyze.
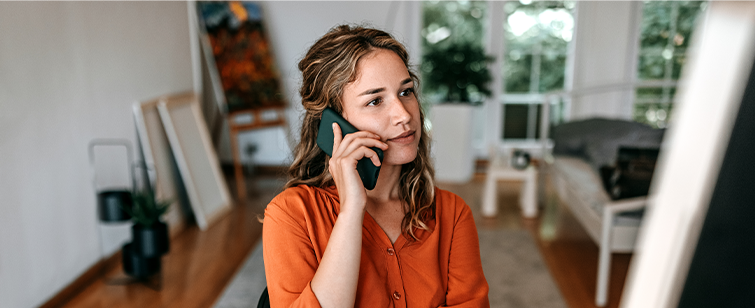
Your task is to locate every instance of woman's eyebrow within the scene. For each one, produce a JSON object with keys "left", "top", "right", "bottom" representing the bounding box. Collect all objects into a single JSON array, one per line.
[
  {"left": 357, "top": 78, "right": 413, "bottom": 96},
  {"left": 359, "top": 87, "right": 385, "bottom": 96}
]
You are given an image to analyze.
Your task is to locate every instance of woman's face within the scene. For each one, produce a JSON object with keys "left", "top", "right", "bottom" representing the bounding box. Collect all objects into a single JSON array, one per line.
[{"left": 341, "top": 49, "right": 421, "bottom": 166}]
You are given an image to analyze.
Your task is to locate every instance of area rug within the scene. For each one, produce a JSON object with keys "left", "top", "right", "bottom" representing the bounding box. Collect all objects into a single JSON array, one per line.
[{"left": 214, "top": 229, "right": 566, "bottom": 308}]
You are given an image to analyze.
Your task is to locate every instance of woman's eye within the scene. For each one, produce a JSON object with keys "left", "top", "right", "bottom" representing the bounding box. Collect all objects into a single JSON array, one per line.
[
  {"left": 400, "top": 87, "right": 415, "bottom": 97},
  {"left": 367, "top": 97, "right": 382, "bottom": 106}
]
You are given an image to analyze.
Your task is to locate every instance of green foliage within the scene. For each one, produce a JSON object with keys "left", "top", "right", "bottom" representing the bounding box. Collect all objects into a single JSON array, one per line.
[
  {"left": 123, "top": 189, "right": 171, "bottom": 227},
  {"left": 421, "top": 1, "right": 488, "bottom": 104},
  {"left": 422, "top": 43, "right": 493, "bottom": 104},
  {"left": 633, "top": 1, "right": 705, "bottom": 128}
]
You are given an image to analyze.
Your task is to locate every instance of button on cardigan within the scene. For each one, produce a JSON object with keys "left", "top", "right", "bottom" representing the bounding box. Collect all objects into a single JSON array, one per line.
[{"left": 262, "top": 185, "right": 490, "bottom": 307}]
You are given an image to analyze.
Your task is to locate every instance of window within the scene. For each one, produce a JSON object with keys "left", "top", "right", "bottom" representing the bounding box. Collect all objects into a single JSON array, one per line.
[
  {"left": 421, "top": 0, "right": 574, "bottom": 142},
  {"left": 421, "top": 0, "right": 489, "bottom": 106},
  {"left": 634, "top": 1, "right": 707, "bottom": 128},
  {"left": 501, "top": 1, "right": 574, "bottom": 139},
  {"left": 421, "top": 1, "right": 703, "bottom": 144}
]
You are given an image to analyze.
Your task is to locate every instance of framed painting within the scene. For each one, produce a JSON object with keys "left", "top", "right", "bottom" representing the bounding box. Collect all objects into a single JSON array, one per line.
[{"left": 196, "top": 1, "right": 285, "bottom": 113}]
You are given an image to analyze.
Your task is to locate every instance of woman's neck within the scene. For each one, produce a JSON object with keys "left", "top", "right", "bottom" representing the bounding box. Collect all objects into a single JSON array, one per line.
[{"left": 365, "top": 163, "right": 402, "bottom": 203}]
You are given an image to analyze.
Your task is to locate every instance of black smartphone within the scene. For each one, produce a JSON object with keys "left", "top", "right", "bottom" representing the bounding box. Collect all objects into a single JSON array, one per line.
[{"left": 316, "top": 107, "right": 383, "bottom": 190}]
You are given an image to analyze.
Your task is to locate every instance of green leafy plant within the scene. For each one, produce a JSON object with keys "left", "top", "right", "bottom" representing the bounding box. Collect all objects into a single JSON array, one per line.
[
  {"left": 422, "top": 43, "right": 494, "bottom": 105},
  {"left": 123, "top": 189, "right": 171, "bottom": 227}
]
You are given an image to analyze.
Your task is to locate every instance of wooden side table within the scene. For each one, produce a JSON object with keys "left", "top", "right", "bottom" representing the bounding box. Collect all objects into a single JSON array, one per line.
[{"left": 227, "top": 106, "right": 287, "bottom": 202}]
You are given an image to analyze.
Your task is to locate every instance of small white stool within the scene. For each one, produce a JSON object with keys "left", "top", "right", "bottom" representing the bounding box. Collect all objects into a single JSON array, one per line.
[{"left": 482, "top": 154, "right": 538, "bottom": 218}]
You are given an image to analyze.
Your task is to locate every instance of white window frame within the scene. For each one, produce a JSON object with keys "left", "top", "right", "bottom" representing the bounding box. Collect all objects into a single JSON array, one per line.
[{"left": 483, "top": 0, "right": 577, "bottom": 157}]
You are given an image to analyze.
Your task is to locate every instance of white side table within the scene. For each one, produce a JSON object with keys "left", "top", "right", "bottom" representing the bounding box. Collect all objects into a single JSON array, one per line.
[{"left": 482, "top": 156, "right": 538, "bottom": 218}]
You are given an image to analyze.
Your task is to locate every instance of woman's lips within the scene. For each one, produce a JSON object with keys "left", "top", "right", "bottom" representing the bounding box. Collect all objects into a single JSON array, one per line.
[{"left": 388, "top": 131, "right": 416, "bottom": 144}]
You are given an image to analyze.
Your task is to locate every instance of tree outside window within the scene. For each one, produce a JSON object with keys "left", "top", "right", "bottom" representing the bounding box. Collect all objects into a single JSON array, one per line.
[
  {"left": 421, "top": 0, "right": 489, "bottom": 106},
  {"left": 635, "top": 1, "right": 707, "bottom": 128}
]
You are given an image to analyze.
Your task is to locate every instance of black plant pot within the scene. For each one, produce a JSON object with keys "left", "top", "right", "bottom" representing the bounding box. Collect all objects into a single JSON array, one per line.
[
  {"left": 131, "top": 221, "right": 170, "bottom": 258},
  {"left": 122, "top": 242, "right": 161, "bottom": 278},
  {"left": 97, "top": 190, "right": 132, "bottom": 222}
]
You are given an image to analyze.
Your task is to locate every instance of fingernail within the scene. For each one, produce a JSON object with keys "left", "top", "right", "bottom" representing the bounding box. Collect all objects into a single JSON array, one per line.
[{"left": 332, "top": 123, "right": 337, "bottom": 129}]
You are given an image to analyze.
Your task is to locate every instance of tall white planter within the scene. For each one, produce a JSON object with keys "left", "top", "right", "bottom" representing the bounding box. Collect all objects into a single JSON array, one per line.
[{"left": 430, "top": 104, "right": 476, "bottom": 183}]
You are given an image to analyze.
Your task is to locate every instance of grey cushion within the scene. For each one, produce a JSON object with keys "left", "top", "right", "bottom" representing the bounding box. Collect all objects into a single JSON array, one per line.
[{"left": 552, "top": 118, "right": 664, "bottom": 171}]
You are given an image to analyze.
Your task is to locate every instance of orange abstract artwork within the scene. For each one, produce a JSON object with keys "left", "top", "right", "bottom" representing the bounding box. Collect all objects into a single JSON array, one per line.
[{"left": 199, "top": 1, "right": 285, "bottom": 112}]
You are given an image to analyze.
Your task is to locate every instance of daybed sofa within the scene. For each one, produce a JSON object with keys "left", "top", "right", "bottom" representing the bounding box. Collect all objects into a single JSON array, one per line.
[{"left": 548, "top": 118, "right": 664, "bottom": 306}]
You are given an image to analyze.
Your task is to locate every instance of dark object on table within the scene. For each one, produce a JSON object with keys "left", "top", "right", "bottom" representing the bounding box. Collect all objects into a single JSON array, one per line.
[
  {"left": 511, "top": 149, "right": 531, "bottom": 170},
  {"left": 600, "top": 147, "right": 660, "bottom": 200}
]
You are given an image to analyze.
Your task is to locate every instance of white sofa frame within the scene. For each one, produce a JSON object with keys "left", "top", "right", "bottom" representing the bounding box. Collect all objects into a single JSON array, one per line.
[{"left": 537, "top": 81, "right": 675, "bottom": 307}]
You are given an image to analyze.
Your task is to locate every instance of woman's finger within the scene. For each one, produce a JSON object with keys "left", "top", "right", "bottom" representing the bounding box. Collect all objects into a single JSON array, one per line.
[
  {"left": 337, "top": 137, "right": 387, "bottom": 159},
  {"left": 332, "top": 130, "right": 385, "bottom": 157},
  {"left": 332, "top": 123, "right": 342, "bottom": 155}
]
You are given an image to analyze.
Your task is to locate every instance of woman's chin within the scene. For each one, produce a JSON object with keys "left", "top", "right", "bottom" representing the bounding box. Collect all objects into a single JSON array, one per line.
[{"left": 381, "top": 149, "right": 418, "bottom": 166}]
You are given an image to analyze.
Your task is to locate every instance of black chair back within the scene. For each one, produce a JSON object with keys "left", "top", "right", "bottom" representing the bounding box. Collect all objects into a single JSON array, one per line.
[{"left": 257, "top": 287, "right": 270, "bottom": 308}]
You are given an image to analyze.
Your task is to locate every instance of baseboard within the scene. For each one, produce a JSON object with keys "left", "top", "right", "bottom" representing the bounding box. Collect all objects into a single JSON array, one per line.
[
  {"left": 39, "top": 221, "right": 186, "bottom": 308},
  {"left": 39, "top": 250, "right": 122, "bottom": 308}
]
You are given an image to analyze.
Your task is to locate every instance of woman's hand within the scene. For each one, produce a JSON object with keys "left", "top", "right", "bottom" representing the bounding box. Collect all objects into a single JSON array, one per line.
[
  {"left": 328, "top": 123, "right": 388, "bottom": 213},
  {"left": 309, "top": 123, "right": 388, "bottom": 307}
]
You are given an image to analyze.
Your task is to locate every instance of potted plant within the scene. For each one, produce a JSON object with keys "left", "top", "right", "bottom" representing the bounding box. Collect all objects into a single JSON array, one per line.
[
  {"left": 123, "top": 189, "right": 171, "bottom": 258},
  {"left": 422, "top": 43, "right": 493, "bottom": 182}
]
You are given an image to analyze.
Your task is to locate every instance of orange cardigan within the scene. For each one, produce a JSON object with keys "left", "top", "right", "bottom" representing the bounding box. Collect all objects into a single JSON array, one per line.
[{"left": 262, "top": 185, "right": 490, "bottom": 307}]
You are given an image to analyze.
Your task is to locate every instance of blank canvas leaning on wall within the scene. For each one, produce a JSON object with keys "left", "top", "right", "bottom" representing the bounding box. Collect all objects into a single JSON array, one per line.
[
  {"left": 133, "top": 96, "right": 189, "bottom": 235},
  {"left": 158, "top": 93, "right": 232, "bottom": 230}
]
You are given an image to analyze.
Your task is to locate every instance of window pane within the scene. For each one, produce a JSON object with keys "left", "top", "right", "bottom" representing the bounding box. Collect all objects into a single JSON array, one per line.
[
  {"left": 675, "top": 2, "right": 705, "bottom": 49},
  {"left": 503, "top": 104, "right": 542, "bottom": 139},
  {"left": 637, "top": 53, "right": 667, "bottom": 80},
  {"left": 633, "top": 1, "right": 705, "bottom": 125},
  {"left": 421, "top": 1, "right": 488, "bottom": 104},
  {"left": 636, "top": 87, "right": 664, "bottom": 102},
  {"left": 501, "top": 0, "right": 572, "bottom": 140},
  {"left": 503, "top": 1, "right": 574, "bottom": 94},
  {"left": 639, "top": 3, "right": 672, "bottom": 49},
  {"left": 503, "top": 52, "right": 532, "bottom": 93},
  {"left": 634, "top": 103, "right": 673, "bottom": 129},
  {"left": 679, "top": 0, "right": 707, "bottom": 8},
  {"left": 539, "top": 52, "right": 566, "bottom": 92},
  {"left": 422, "top": 1, "right": 487, "bottom": 49}
]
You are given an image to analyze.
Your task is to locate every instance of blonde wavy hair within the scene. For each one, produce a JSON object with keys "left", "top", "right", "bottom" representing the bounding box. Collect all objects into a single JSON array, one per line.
[{"left": 286, "top": 24, "right": 436, "bottom": 240}]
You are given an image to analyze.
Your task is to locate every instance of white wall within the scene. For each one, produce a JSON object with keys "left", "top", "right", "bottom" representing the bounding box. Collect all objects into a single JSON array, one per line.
[
  {"left": 569, "top": 1, "right": 642, "bottom": 120},
  {"left": 0, "top": 2, "right": 422, "bottom": 306},
  {"left": 214, "top": 1, "right": 421, "bottom": 166},
  {"left": 0, "top": 2, "right": 193, "bottom": 307}
]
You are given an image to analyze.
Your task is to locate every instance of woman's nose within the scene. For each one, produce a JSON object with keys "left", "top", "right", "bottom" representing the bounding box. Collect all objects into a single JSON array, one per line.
[{"left": 390, "top": 99, "right": 412, "bottom": 125}]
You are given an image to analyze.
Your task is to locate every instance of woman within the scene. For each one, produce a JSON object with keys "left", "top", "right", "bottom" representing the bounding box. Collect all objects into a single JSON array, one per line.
[{"left": 263, "top": 24, "right": 489, "bottom": 307}]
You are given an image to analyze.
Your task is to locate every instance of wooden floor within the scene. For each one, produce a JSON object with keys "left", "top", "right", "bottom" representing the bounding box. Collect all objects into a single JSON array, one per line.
[
  {"left": 57, "top": 171, "right": 284, "bottom": 308},
  {"left": 439, "top": 171, "right": 632, "bottom": 308},
  {"left": 54, "top": 168, "right": 631, "bottom": 308},
  {"left": 527, "top": 177, "right": 632, "bottom": 308}
]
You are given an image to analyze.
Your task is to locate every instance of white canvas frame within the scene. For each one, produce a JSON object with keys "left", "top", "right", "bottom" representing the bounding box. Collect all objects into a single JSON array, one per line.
[
  {"left": 133, "top": 96, "right": 189, "bottom": 234},
  {"left": 621, "top": 3, "right": 755, "bottom": 308},
  {"left": 157, "top": 93, "right": 232, "bottom": 230}
]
